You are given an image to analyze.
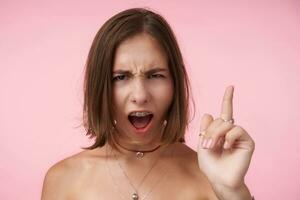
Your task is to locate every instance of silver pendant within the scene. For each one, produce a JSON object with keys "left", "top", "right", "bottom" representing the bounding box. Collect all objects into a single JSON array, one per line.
[
  {"left": 136, "top": 152, "right": 144, "bottom": 159},
  {"left": 132, "top": 192, "right": 139, "bottom": 200}
]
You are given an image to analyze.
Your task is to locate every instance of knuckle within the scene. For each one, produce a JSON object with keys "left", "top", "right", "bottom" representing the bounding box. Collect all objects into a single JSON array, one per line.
[
  {"left": 250, "top": 139, "right": 256, "bottom": 150},
  {"left": 209, "top": 128, "right": 223, "bottom": 140},
  {"left": 203, "top": 113, "right": 213, "bottom": 119},
  {"left": 224, "top": 133, "right": 233, "bottom": 141},
  {"left": 204, "top": 129, "right": 212, "bottom": 138},
  {"left": 216, "top": 117, "right": 224, "bottom": 122},
  {"left": 234, "top": 125, "right": 244, "bottom": 132},
  {"left": 224, "top": 121, "right": 234, "bottom": 129}
]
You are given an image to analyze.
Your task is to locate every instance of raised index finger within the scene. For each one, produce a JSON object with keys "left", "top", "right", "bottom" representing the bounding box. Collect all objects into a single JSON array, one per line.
[{"left": 220, "top": 85, "right": 234, "bottom": 120}]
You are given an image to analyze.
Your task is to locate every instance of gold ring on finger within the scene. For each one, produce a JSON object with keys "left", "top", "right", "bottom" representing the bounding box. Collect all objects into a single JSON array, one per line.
[{"left": 221, "top": 118, "right": 235, "bottom": 124}]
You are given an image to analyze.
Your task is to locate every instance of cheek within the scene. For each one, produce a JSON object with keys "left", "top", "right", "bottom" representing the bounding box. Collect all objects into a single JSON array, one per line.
[
  {"left": 112, "top": 85, "right": 126, "bottom": 109},
  {"left": 151, "top": 81, "right": 174, "bottom": 105}
]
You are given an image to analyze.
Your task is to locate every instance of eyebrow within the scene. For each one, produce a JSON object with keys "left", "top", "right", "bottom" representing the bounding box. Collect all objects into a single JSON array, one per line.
[{"left": 112, "top": 68, "right": 167, "bottom": 75}]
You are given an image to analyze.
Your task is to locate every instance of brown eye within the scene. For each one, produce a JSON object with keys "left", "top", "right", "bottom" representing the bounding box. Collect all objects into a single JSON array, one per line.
[
  {"left": 113, "top": 75, "right": 127, "bottom": 81},
  {"left": 149, "top": 74, "right": 164, "bottom": 79}
]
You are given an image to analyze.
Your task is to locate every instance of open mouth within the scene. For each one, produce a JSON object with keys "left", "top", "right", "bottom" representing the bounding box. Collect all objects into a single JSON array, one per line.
[{"left": 128, "top": 112, "right": 154, "bottom": 129}]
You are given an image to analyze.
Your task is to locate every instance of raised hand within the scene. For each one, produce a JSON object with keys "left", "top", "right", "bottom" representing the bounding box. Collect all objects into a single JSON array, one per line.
[{"left": 197, "top": 86, "right": 255, "bottom": 189}]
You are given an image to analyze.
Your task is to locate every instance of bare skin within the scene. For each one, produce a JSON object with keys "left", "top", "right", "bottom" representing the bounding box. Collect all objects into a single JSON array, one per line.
[
  {"left": 41, "top": 33, "right": 254, "bottom": 199},
  {"left": 41, "top": 142, "right": 219, "bottom": 200},
  {"left": 42, "top": 33, "right": 220, "bottom": 199}
]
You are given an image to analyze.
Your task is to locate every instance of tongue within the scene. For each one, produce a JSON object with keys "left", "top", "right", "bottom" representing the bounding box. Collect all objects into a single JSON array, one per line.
[{"left": 129, "top": 115, "right": 152, "bottom": 129}]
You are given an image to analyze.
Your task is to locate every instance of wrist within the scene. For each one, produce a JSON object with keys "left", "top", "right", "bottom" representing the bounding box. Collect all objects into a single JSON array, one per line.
[{"left": 211, "top": 182, "right": 252, "bottom": 200}]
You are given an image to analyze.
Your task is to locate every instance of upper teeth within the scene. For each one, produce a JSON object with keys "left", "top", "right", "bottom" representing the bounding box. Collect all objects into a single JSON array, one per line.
[{"left": 130, "top": 111, "right": 151, "bottom": 117}]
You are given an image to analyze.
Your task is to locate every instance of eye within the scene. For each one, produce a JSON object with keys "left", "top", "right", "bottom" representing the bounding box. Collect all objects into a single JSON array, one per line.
[
  {"left": 113, "top": 75, "right": 127, "bottom": 81},
  {"left": 149, "top": 74, "right": 164, "bottom": 79}
]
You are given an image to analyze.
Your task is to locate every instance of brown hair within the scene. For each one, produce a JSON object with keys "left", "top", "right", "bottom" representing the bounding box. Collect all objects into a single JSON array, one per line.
[{"left": 82, "top": 7, "right": 193, "bottom": 150}]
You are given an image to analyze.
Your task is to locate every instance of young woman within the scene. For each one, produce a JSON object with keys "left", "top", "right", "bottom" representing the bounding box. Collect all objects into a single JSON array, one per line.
[{"left": 42, "top": 8, "right": 255, "bottom": 200}]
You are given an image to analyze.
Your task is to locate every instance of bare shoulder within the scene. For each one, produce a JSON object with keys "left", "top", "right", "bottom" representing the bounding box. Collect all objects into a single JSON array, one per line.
[
  {"left": 171, "top": 142, "right": 201, "bottom": 176},
  {"left": 171, "top": 142, "right": 218, "bottom": 200},
  {"left": 41, "top": 147, "right": 106, "bottom": 200}
]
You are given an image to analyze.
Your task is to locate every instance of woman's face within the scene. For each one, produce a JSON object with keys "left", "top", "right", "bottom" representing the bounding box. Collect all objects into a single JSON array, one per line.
[{"left": 112, "top": 33, "right": 174, "bottom": 147}]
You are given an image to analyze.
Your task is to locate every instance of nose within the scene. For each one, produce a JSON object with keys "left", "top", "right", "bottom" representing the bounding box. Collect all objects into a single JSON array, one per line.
[{"left": 130, "top": 78, "right": 150, "bottom": 105}]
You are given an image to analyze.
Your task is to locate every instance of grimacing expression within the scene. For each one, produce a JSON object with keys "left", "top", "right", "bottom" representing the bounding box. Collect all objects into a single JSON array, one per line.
[{"left": 112, "top": 33, "right": 174, "bottom": 145}]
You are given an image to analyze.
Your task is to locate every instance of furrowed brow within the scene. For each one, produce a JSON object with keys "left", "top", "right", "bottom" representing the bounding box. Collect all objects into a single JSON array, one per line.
[
  {"left": 112, "top": 68, "right": 167, "bottom": 75},
  {"left": 112, "top": 70, "right": 131, "bottom": 75},
  {"left": 145, "top": 68, "right": 167, "bottom": 74}
]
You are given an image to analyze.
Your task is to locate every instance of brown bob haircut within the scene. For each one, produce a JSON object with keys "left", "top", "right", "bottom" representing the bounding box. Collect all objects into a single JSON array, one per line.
[{"left": 82, "top": 7, "right": 193, "bottom": 150}]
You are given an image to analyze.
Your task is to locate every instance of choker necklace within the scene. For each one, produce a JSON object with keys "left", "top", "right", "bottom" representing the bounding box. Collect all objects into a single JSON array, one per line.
[{"left": 114, "top": 139, "right": 162, "bottom": 159}]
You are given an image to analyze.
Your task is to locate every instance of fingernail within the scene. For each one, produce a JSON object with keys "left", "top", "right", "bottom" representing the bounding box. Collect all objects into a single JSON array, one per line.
[
  {"left": 201, "top": 138, "right": 208, "bottom": 148},
  {"left": 206, "top": 138, "right": 213, "bottom": 149}
]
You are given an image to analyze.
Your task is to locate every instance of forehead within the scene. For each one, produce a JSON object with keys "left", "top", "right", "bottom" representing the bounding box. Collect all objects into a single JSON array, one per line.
[{"left": 113, "top": 33, "right": 168, "bottom": 71}]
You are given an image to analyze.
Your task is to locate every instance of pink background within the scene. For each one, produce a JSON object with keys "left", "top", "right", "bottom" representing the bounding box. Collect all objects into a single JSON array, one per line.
[{"left": 1, "top": 0, "right": 299, "bottom": 199}]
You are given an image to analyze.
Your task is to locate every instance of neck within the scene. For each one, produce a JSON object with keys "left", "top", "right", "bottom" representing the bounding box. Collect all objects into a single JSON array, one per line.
[
  {"left": 107, "top": 137, "right": 173, "bottom": 165},
  {"left": 112, "top": 132, "right": 164, "bottom": 152},
  {"left": 114, "top": 137, "right": 162, "bottom": 152},
  {"left": 107, "top": 144, "right": 175, "bottom": 172}
]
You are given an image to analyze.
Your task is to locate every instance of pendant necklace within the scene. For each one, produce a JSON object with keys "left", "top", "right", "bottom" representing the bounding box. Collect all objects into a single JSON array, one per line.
[{"left": 105, "top": 144, "right": 174, "bottom": 200}]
